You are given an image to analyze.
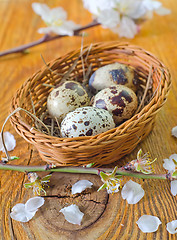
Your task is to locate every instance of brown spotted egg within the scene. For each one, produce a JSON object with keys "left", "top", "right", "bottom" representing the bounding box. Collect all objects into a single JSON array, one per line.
[
  {"left": 89, "top": 62, "right": 138, "bottom": 93},
  {"left": 61, "top": 106, "right": 115, "bottom": 138},
  {"left": 92, "top": 85, "right": 138, "bottom": 125},
  {"left": 47, "top": 81, "right": 90, "bottom": 122}
]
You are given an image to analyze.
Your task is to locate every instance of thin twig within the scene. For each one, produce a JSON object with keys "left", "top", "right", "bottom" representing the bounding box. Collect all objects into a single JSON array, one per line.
[
  {"left": 29, "top": 90, "right": 38, "bottom": 129},
  {"left": 42, "top": 83, "right": 55, "bottom": 88},
  {"left": 85, "top": 43, "right": 93, "bottom": 64},
  {"left": 51, "top": 119, "right": 54, "bottom": 136},
  {"left": 80, "top": 34, "right": 86, "bottom": 80},
  {"left": 0, "top": 20, "right": 100, "bottom": 57},
  {"left": 1, "top": 107, "right": 50, "bottom": 161},
  {"left": 135, "top": 65, "right": 153, "bottom": 113},
  {"left": 83, "top": 63, "right": 92, "bottom": 85},
  {"left": 55, "top": 117, "right": 61, "bottom": 136},
  {"left": 41, "top": 54, "right": 63, "bottom": 77},
  {"left": 149, "top": 69, "right": 164, "bottom": 101},
  {"left": 0, "top": 163, "right": 174, "bottom": 180}
]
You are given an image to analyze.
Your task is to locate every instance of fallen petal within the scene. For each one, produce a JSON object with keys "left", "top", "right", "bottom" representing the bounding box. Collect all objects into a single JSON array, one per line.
[
  {"left": 0, "top": 132, "right": 16, "bottom": 152},
  {"left": 136, "top": 215, "right": 161, "bottom": 233},
  {"left": 166, "top": 220, "right": 177, "bottom": 234},
  {"left": 25, "top": 197, "right": 45, "bottom": 212},
  {"left": 172, "top": 126, "right": 177, "bottom": 138},
  {"left": 171, "top": 180, "right": 177, "bottom": 196},
  {"left": 10, "top": 203, "right": 37, "bottom": 222},
  {"left": 72, "top": 180, "right": 93, "bottom": 194},
  {"left": 60, "top": 204, "right": 84, "bottom": 225},
  {"left": 121, "top": 180, "right": 144, "bottom": 204}
]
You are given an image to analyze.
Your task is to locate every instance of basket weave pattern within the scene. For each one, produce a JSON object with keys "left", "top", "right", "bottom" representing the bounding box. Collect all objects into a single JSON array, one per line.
[{"left": 10, "top": 42, "right": 171, "bottom": 166}]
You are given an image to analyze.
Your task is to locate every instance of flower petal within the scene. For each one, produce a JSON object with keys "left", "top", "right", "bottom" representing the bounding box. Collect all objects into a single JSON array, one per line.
[
  {"left": 172, "top": 126, "right": 177, "bottom": 138},
  {"left": 163, "top": 157, "right": 176, "bottom": 172},
  {"left": 32, "top": 3, "right": 50, "bottom": 18},
  {"left": 72, "top": 180, "right": 93, "bottom": 194},
  {"left": 25, "top": 197, "right": 45, "bottom": 212},
  {"left": 166, "top": 220, "right": 177, "bottom": 234},
  {"left": 121, "top": 180, "right": 144, "bottom": 204},
  {"left": 171, "top": 180, "right": 177, "bottom": 196},
  {"left": 0, "top": 132, "right": 16, "bottom": 152},
  {"left": 119, "top": 0, "right": 146, "bottom": 19},
  {"left": 10, "top": 203, "right": 37, "bottom": 222},
  {"left": 82, "top": 0, "right": 116, "bottom": 15},
  {"left": 38, "top": 20, "right": 80, "bottom": 36},
  {"left": 117, "top": 17, "right": 138, "bottom": 39},
  {"left": 136, "top": 215, "right": 161, "bottom": 233},
  {"left": 59, "top": 204, "right": 84, "bottom": 225},
  {"left": 155, "top": 6, "right": 171, "bottom": 16},
  {"left": 143, "top": 0, "right": 162, "bottom": 11},
  {"left": 97, "top": 9, "right": 120, "bottom": 29}
]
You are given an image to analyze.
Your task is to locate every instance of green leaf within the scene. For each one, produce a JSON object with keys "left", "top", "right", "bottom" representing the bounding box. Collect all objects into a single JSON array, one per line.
[
  {"left": 115, "top": 175, "right": 122, "bottom": 179},
  {"left": 41, "top": 175, "right": 51, "bottom": 182},
  {"left": 100, "top": 171, "right": 109, "bottom": 181},
  {"left": 97, "top": 183, "right": 107, "bottom": 192},
  {"left": 137, "top": 149, "right": 142, "bottom": 159},
  {"left": 24, "top": 183, "right": 32, "bottom": 189},
  {"left": 172, "top": 171, "right": 177, "bottom": 177},
  {"left": 172, "top": 159, "right": 177, "bottom": 166},
  {"left": 86, "top": 163, "right": 95, "bottom": 168},
  {"left": 111, "top": 166, "right": 118, "bottom": 177}
]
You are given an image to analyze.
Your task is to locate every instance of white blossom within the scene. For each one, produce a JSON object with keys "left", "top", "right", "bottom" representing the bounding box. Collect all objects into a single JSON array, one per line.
[
  {"left": 172, "top": 126, "right": 177, "bottom": 138},
  {"left": 136, "top": 215, "right": 161, "bottom": 233},
  {"left": 125, "top": 149, "right": 156, "bottom": 174},
  {"left": 171, "top": 180, "right": 177, "bottom": 196},
  {"left": 10, "top": 197, "right": 44, "bottom": 222},
  {"left": 121, "top": 180, "right": 144, "bottom": 204},
  {"left": 82, "top": 0, "right": 170, "bottom": 38},
  {"left": 60, "top": 204, "right": 84, "bottom": 225},
  {"left": 0, "top": 131, "right": 16, "bottom": 152},
  {"left": 32, "top": 3, "right": 80, "bottom": 36},
  {"left": 163, "top": 154, "right": 177, "bottom": 173},
  {"left": 98, "top": 167, "right": 122, "bottom": 194},
  {"left": 72, "top": 180, "right": 93, "bottom": 195},
  {"left": 166, "top": 220, "right": 177, "bottom": 234},
  {"left": 24, "top": 173, "right": 51, "bottom": 196}
]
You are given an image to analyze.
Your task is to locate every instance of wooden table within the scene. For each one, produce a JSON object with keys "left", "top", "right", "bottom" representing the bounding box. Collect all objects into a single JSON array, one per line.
[{"left": 0, "top": 0, "right": 177, "bottom": 239}]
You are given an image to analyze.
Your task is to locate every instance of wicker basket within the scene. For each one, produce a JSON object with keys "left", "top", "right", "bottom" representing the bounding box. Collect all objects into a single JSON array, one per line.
[{"left": 10, "top": 42, "right": 171, "bottom": 166}]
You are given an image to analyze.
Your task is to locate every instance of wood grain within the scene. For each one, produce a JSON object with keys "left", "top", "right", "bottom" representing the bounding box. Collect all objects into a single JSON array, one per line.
[{"left": 0, "top": 0, "right": 177, "bottom": 239}]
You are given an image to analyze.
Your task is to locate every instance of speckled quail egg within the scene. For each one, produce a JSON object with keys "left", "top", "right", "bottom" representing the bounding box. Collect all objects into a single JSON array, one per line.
[
  {"left": 89, "top": 62, "right": 138, "bottom": 93},
  {"left": 61, "top": 106, "right": 115, "bottom": 138},
  {"left": 92, "top": 85, "right": 138, "bottom": 125},
  {"left": 47, "top": 81, "right": 90, "bottom": 122}
]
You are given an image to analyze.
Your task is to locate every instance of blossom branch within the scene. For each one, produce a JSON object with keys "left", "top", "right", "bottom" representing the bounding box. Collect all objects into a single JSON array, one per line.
[
  {"left": 0, "top": 20, "right": 100, "bottom": 57},
  {"left": 0, "top": 163, "right": 174, "bottom": 180}
]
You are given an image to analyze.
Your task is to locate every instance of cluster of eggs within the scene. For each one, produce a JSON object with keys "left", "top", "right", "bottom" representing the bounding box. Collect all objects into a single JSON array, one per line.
[{"left": 47, "top": 63, "right": 138, "bottom": 138}]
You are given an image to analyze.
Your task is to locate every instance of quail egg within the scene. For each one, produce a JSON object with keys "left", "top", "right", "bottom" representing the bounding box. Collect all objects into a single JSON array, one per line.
[
  {"left": 92, "top": 85, "right": 138, "bottom": 125},
  {"left": 89, "top": 62, "right": 138, "bottom": 93},
  {"left": 47, "top": 81, "right": 90, "bottom": 122},
  {"left": 61, "top": 106, "right": 115, "bottom": 138}
]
